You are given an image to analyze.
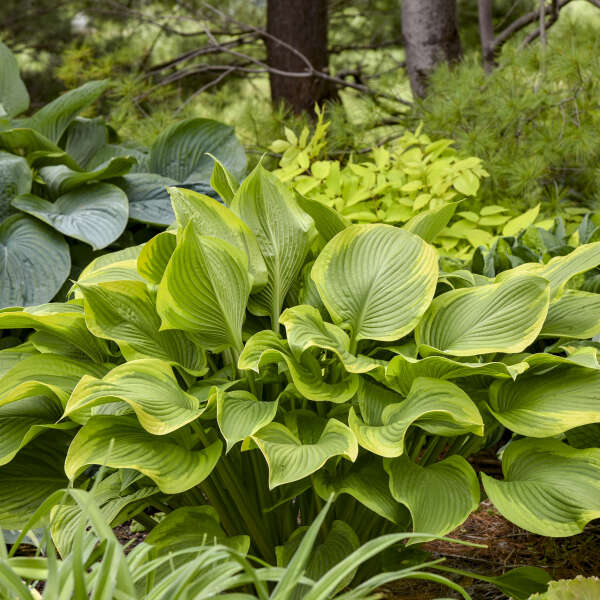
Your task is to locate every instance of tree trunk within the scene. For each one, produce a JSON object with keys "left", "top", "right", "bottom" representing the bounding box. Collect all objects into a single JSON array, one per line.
[
  {"left": 266, "top": 0, "right": 335, "bottom": 115},
  {"left": 478, "top": 0, "right": 496, "bottom": 72},
  {"left": 402, "top": 0, "right": 463, "bottom": 99}
]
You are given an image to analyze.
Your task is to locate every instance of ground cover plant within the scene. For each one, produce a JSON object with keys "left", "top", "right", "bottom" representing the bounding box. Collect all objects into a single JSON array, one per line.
[{"left": 0, "top": 161, "right": 599, "bottom": 587}]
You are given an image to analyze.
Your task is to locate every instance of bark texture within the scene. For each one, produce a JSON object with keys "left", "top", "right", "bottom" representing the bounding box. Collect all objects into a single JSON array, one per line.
[
  {"left": 266, "top": 0, "right": 335, "bottom": 114},
  {"left": 402, "top": 0, "right": 463, "bottom": 99},
  {"left": 478, "top": 0, "right": 496, "bottom": 72}
]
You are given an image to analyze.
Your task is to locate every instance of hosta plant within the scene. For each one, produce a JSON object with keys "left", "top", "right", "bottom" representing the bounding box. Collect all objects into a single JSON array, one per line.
[
  {"left": 0, "top": 163, "right": 600, "bottom": 571},
  {"left": 0, "top": 39, "right": 245, "bottom": 308}
]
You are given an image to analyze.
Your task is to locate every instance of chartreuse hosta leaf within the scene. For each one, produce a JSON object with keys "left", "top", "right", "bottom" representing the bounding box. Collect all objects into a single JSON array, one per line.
[
  {"left": 385, "top": 454, "right": 480, "bottom": 540},
  {"left": 65, "top": 415, "right": 222, "bottom": 494},
  {"left": 403, "top": 202, "right": 457, "bottom": 243},
  {"left": 251, "top": 417, "right": 358, "bottom": 488},
  {"left": 415, "top": 274, "right": 550, "bottom": 356},
  {"left": 239, "top": 330, "right": 358, "bottom": 403},
  {"left": 349, "top": 377, "right": 483, "bottom": 457},
  {"left": 312, "top": 224, "right": 438, "bottom": 344},
  {"left": 64, "top": 359, "right": 204, "bottom": 434},
  {"left": 136, "top": 231, "right": 176, "bottom": 284},
  {"left": 209, "top": 155, "right": 239, "bottom": 205},
  {"left": 157, "top": 223, "right": 250, "bottom": 352},
  {"left": 0, "top": 343, "right": 37, "bottom": 378},
  {"left": 529, "top": 576, "right": 600, "bottom": 600},
  {"left": 294, "top": 193, "right": 349, "bottom": 242},
  {"left": 79, "top": 280, "right": 207, "bottom": 374},
  {"left": 540, "top": 290, "right": 600, "bottom": 339},
  {"left": 168, "top": 186, "right": 267, "bottom": 291},
  {"left": 215, "top": 388, "right": 278, "bottom": 452},
  {"left": 231, "top": 165, "right": 314, "bottom": 324},
  {"left": 488, "top": 367, "right": 600, "bottom": 437},
  {"left": 280, "top": 305, "right": 383, "bottom": 373},
  {"left": 482, "top": 438, "right": 600, "bottom": 536}
]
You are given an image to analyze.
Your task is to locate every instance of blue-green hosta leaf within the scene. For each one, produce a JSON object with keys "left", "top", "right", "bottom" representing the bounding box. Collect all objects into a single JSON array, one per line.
[
  {"left": 488, "top": 368, "right": 600, "bottom": 437},
  {"left": 313, "top": 454, "right": 408, "bottom": 525},
  {"left": 157, "top": 224, "right": 251, "bottom": 352},
  {"left": 0, "top": 128, "right": 63, "bottom": 156},
  {"left": 0, "top": 151, "right": 32, "bottom": 219},
  {"left": 415, "top": 275, "right": 550, "bottom": 356},
  {"left": 215, "top": 389, "right": 278, "bottom": 452},
  {"left": 239, "top": 330, "right": 358, "bottom": 403},
  {"left": 540, "top": 290, "right": 600, "bottom": 339},
  {"left": 0, "top": 303, "right": 110, "bottom": 362},
  {"left": 231, "top": 165, "right": 313, "bottom": 322},
  {"left": 294, "top": 193, "right": 349, "bottom": 242},
  {"left": 529, "top": 576, "right": 600, "bottom": 600},
  {"left": 349, "top": 377, "right": 483, "bottom": 457},
  {"left": 403, "top": 202, "right": 458, "bottom": 243},
  {"left": 117, "top": 173, "right": 177, "bottom": 226},
  {"left": 65, "top": 415, "right": 222, "bottom": 494},
  {"left": 280, "top": 305, "right": 384, "bottom": 373},
  {"left": 63, "top": 117, "right": 109, "bottom": 168},
  {"left": 482, "top": 438, "right": 600, "bottom": 536},
  {"left": 136, "top": 231, "right": 176, "bottom": 284},
  {"left": 312, "top": 224, "right": 438, "bottom": 343},
  {"left": 0, "top": 215, "right": 70, "bottom": 308},
  {"left": 79, "top": 280, "right": 207, "bottom": 374},
  {"left": 385, "top": 454, "right": 479, "bottom": 540},
  {"left": 0, "top": 40, "right": 29, "bottom": 118},
  {"left": 38, "top": 156, "right": 135, "bottom": 196},
  {"left": 251, "top": 419, "right": 358, "bottom": 488},
  {"left": 12, "top": 183, "right": 128, "bottom": 250},
  {"left": 209, "top": 155, "right": 239, "bottom": 205},
  {"left": 23, "top": 80, "right": 108, "bottom": 143},
  {"left": 145, "top": 505, "right": 250, "bottom": 554},
  {"left": 169, "top": 186, "right": 267, "bottom": 291},
  {"left": 64, "top": 359, "right": 204, "bottom": 433},
  {"left": 148, "top": 117, "right": 246, "bottom": 183}
]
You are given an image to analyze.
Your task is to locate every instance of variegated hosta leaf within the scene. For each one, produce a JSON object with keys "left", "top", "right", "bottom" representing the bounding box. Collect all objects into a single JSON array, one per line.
[
  {"left": 540, "top": 290, "right": 600, "bottom": 339},
  {"left": 313, "top": 454, "right": 408, "bottom": 525},
  {"left": 294, "top": 193, "right": 349, "bottom": 242},
  {"left": 312, "top": 224, "right": 438, "bottom": 343},
  {"left": 79, "top": 280, "right": 207, "bottom": 375},
  {"left": 415, "top": 275, "right": 550, "bottom": 356},
  {"left": 0, "top": 343, "right": 38, "bottom": 378},
  {"left": 239, "top": 330, "right": 358, "bottom": 403},
  {"left": 168, "top": 186, "right": 267, "bottom": 291},
  {"left": 136, "top": 231, "right": 176, "bottom": 284},
  {"left": 482, "top": 438, "right": 600, "bottom": 536},
  {"left": 522, "top": 348, "right": 600, "bottom": 371},
  {"left": 65, "top": 359, "right": 204, "bottom": 434},
  {"left": 65, "top": 415, "right": 222, "bottom": 494},
  {"left": 209, "top": 155, "right": 239, "bottom": 205},
  {"left": 0, "top": 304, "right": 110, "bottom": 362},
  {"left": 529, "top": 576, "right": 600, "bottom": 600},
  {"left": 403, "top": 202, "right": 457, "bottom": 243},
  {"left": 145, "top": 505, "right": 250, "bottom": 554},
  {"left": 157, "top": 223, "right": 250, "bottom": 352},
  {"left": 230, "top": 165, "right": 313, "bottom": 322},
  {"left": 215, "top": 388, "right": 278, "bottom": 452},
  {"left": 280, "top": 305, "right": 384, "bottom": 373},
  {"left": 251, "top": 419, "right": 358, "bottom": 488},
  {"left": 488, "top": 367, "right": 600, "bottom": 437},
  {"left": 349, "top": 377, "right": 483, "bottom": 457},
  {"left": 385, "top": 454, "right": 479, "bottom": 541}
]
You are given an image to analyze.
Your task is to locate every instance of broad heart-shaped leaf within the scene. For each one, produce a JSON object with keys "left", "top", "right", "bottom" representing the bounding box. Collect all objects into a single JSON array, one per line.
[
  {"left": 251, "top": 418, "right": 358, "bottom": 488},
  {"left": 169, "top": 186, "right": 268, "bottom": 291},
  {"left": 239, "top": 330, "right": 358, "bottom": 403},
  {"left": 209, "top": 155, "right": 239, "bottom": 205},
  {"left": 0, "top": 40, "right": 29, "bottom": 118},
  {"left": 0, "top": 431, "right": 70, "bottom": 529},
  {"left": 231, "top": 165, "right": 314, "bottom": 323},
  {"left": 403, "top": 202, "right": 458, "bottom": 243},
  {"left": 294, "top": 192, "right": 349, "bottom": 242},
  {"left": 215, "top": 389, "right": 278, "bottom": 452},
  {"left": 313, "top": 454, "right": 408, "bottom": 525},
  {"left": 38, "top": 156, "right": 136, "bottom": 196},
  {"left": 64, "top": 359, "right": 204, "bottom": 434},
  {"left": 488, "top": 367, "right": 600, "bottom": 437},
  {"left": 13, "top": 183, "right": 128, "bottom": 250},
  {"left": 63, "top": 116, "right": 109, "bottom": 169},
  {"left": 148, "top": 117, "right": 247, "bottom": 183},
  {"left": 157, "top": 224, "right": 251, "bottom": 352},
  {"left": 79, "top": 280, "right": 207, "bottom": 374},
  {"left": 145, "top": 505, "right": 250, "bottom": 554},
  {"left": 280, "top": 305, "right": 384, "bottom": 373},
  {"left": 312, "top": 224, "right": 438, "bottom": 343},
  {"left": 540, "top": 290, "right": 600, "bottom": 339},
  {"left": 385, "top": 454, "right": 479, "bottom": 541},
  {"left": 23, "top": 80, "right": 108, "bottom": 143},
  {"left": 415, "top": 274, "right": 550, "bottom": 356},
  {"left": 136, "top": 231, "right": 176, "bottom": 285},
  {"left": 65, "top": 415, "right": 222, "bottom": 494},
  {"left": 0, "top": 214, "right": 70, "bottom": 308},
  {"left": 0, "top": 151, "right": 32, "bottom": 219},
  {"left": 116, "top": 173, "right": 177, "bottom": 226},
  {"left": 349, "top": 377, "right": 483, "bottom": 457},
  {"left": 482, "top": 438, "right": 600, "bottom": 536}
]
